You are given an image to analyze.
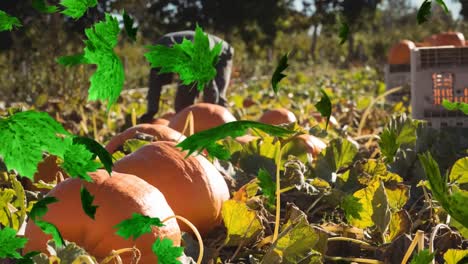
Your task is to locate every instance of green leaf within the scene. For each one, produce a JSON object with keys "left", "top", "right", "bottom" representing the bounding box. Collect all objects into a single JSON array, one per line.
[
  {"left": 0, "top": 110, "right": 72, "bottom": 179},
  {"left": 34, "top": 220, "right": 65, "bottom": 248},
  {"left": 56, "top": 54, "right": 87, "bottom": 66},
  {"left": 341, "top": 195, "right": 363, "bottom": 221},
  {"left": 80, "top": 186, "right": 98, "bottom": 220},
  {"left": 176, "top": 120, "right": 296, "bottom": 160},
  {"left": 123, "top": 10, "right": 138, "bottom": 42},
  {"left": 114, "top": 213, "right": 164, "bottom": 240},
  {"left": 123, "top": 139, "right": 151, "bottom": 154},
  {"left": 371, "top": 181, "right": 391, "bottom": 236},
  {"left": 271, "top": 53, "right": 289, "bottom": 94},
  {"left": 0, "top": 10, "right": 22, "bottom": 32},
  {"left": 419, "top": 152, "right": 468, "bottom": 228},
  {"left": 379, "top": 114, "right": 419, "bottom": 163},
  {"left": 348, "top": 179, "right": 382, "bottom": 229},
  {"left": 60, "top": 0, "right": 97, "bottom": 19},
  {"left": 409, "top": 249, "right": 434, "bottom": 264},
  {"left": 442, "top": 100, "right": 468, "bottom": 115},
  {"left": 257, "top": 168, "right": 276, "bottom": 206},
  {"left": 73, "top": 136, "right": 113, "bottom": 175},
  {"left": 338, "top": 22, "right": 349, "bottom": 45},
  {"left": 152, "top": 237, "right": 184, "bottom": 264},
  {"left": 314, "top": 138, "right": 358, "bottom": 183},
  {"left": 386, "top": 210, "right": 411, "bottom": 242},
  {"left": 29, "top": 196, "right": 59, "bottom": 221},
  {"left": 61, "top": 141, "right": 101, "bottom": 181},
  {"left": 417, "top": 0, "right": 432, "bottom": 24},
  {"left": 32, "top": 0, "right": 58, "bottom": 13},
  {"left": 435, "top": 0, "right": 449, "bottom": 13},
  {"left": 222, "top": 199, "right": 264, "bottom": 246},
  {"left": 314, "top": 89, "right": 332, "bottom": 130},
  {"left": 0, "top": 227, "right": 28, "bottom": 258},
  {"left": 83, "top": 14, "right": 125, "bottom": 111},
  {"left": 449, "top": 157, "right": 468, "bottom": 185},
  {"left": 144, "top": 25, "right": 222, "bottom": 92},
  {"left": 443, "top": 249, "right": 468, "bottom": 264}
]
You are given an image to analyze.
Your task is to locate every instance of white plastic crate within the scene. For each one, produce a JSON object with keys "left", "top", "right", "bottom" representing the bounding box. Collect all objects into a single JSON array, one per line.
[
  {"left": 410, "top": 46, "right": 468, "bottom": 128},
  {"left": 384, "top": 63, "right": 411, "bottom": 101}
]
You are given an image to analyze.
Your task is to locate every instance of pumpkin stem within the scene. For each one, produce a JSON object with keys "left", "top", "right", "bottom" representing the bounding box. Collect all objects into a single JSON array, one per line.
[
  {"left": 162, "top": 215, "right": 204, "bottom": 264},
  {"left": 100, "top": 247, "right": 141, "bottom": 264}
]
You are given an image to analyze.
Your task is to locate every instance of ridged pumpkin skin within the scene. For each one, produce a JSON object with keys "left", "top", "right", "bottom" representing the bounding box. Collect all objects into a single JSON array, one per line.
[
  {"left": 168, "top": 103, "right": 237, "bottom": 136},
  {"left": 424, "top": 32, "right": 465, "bottom": 47},
  {"left": 105, "top": 124, "right": 186, "bottom": 154},
  {"left": 151, "top": 118, "right": 170, "bottom": 126},
  {"left": 23, "top": 170, "right": 181, "bottom": 263},
  {"left": 295, "top": 134, "right": 327, "bottom": 157},
  {"left": 258, "top": 108, "right": 297, "bottom": 125},
  {"left": 387, "top": 40, "right": 416, "bottom": 65},
  {"left": 113, "top": 141, "right": 230, "bottom": 235}
]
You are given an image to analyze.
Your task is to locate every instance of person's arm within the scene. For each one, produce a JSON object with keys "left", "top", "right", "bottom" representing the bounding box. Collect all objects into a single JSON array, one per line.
[{"left": 139, "top": 68, "right": 163, "bottom": 123}]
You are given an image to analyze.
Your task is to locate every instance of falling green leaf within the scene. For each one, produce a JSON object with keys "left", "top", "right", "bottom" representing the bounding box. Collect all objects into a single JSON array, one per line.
[
  {"left": 0, "top": 10, "right": 21, "bottom": 32},
  {"left": 33, "top": 220, "right": 65, "bottom": 248},
  {"left": 0, "top": 110, "right": 71, "bottom": 179},
  {"left": 114, "top": 213, "right": 164, "bottom": 240},
  {"left": 257, "top": 168, "right": 276, "bottom": 206},
  {"left": 314, "top": 89, "right": 332, "bottom": 130},
  {"left": 152, "top": 237, "right": 184, "bottom": 264},
  {"left": 222, "top": 199, "right": 264, "bottom": 246},
  {"left": 417, "top": 0, "right": 432, "bottom": 24},
  {"left": 442, "top": 100, "right": 468, "bottom": 115},
  {"left": 0, "top": 227, "right": 28, "bottom": 259},
  {"left": 435, "top": 0, "right": 449, "bottom": 13},
  {"left": 443, "top": 249, "right": 468, "bottom": 264},
  {"left": 409, "top": 249, "right": 434, "bottom": 264},
  {"left": 61, "top": 141, "right": 101, "bottom": 181},
  {"left": 341, "top": 195, "right": 363, "bottom": 221},
  {"left": 73, "top": 136, "right": 113, "bottom": 175},
  {"left": 80, "top": 186, "right": 98, "bottom": 220},
  {"left": 60, "top": 0, "right": 97, "bottom": 19},
  {"left": 338, "top": 22, "right": 349, "bottom": 45},
  {"left": 32, "top": 0, "right": 58, "bottom": 13},
  {"left": 29, "top": 197, "right": 59, "bottom": 221},
  {"left": 271, "top": 53, "right": 289, "bottom": 94},
  {"left": 145, "top": 25, "right": 222, "bottom": 92},
  {"left": 56, "top": 54, "right": 87, "bottom": 66},
  {"left": 123, "top": 10, "right": 138, "bottom": 42},
  {"left": 176, "top": 120, "right": 296, "bottom": 160}
]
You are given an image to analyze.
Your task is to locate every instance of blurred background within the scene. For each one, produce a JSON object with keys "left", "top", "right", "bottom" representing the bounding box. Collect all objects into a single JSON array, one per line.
[{"left": 0, "top": 0, "right": 466, "bottom": 104}]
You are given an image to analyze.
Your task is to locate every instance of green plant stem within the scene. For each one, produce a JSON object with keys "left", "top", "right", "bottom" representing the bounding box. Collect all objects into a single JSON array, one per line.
[{"left": 272, "top": 143, "right": 284, "bottom": 243}]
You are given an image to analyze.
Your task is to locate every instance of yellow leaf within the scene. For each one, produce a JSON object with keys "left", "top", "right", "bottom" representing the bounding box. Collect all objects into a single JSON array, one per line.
[
  {"left": 222, "top": 199, "right": 264, "bottom": 246},
  {"left": 385, "top": 184, "right": 409, "bottom": 210},
  {"left": 449, "top": 157, "right": 468, "bottom": 185},
  {"left": 443, "top": 249, "right": 468, "bottom": 264},
  {"left": 349, "top": 179, "right": 380, "bottom": 229}
]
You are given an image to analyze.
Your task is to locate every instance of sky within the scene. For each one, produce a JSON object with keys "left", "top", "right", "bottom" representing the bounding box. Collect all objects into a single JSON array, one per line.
[{"left": 293, "top": 0, "right": 462, "bottom": 19}]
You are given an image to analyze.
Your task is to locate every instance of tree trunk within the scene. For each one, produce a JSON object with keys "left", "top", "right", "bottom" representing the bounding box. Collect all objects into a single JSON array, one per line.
[
  {"left": 310, "top": 23, "right": 319, "bottom": 60},
  {"left": 347, "top": 32, "right": 355, "bottom": 62}
]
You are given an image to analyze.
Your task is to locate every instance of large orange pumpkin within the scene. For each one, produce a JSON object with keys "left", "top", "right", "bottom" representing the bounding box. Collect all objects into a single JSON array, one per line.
[
  {"left": 113, "top": 141, "right": 230, "bottom": 235},
  {"left": 149, "top": 112, "right": 176, "bottom": 126},
  {"left": 258, "top": 108, "right": 297, "bottom": 125},
  {"left": 105, "top": 124, "right": 186, "bottom": 154},
  {"left": 387, "top": 40, "right": 416, "bottom": 65},
  {"left": 295, "top": 134, "right": 327, "bottom": 157},
  {"left": 23, "top": 170, "right": 181, "bottom": 263},
  {"left": 21, "top": 155, "right": 68, "bottom": 192},
  {"left": 424, "top": 32, "right": 465, "bottom": 47},
  {"left": 168, "top": 103, "right": 236, "bottom": 136}
]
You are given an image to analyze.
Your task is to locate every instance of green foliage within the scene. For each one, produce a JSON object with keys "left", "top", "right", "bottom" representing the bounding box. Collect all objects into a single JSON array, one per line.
[
  {"left": 176, "top": 120, "right": 296, "bottom": 160},
  {"left": 60, "top": 0, "right": 97, "bottom": 19},
  {"left": 80, "top": 186, "right": 98, "bottom": 220},
  {"left": 56, "top": 54, "right": 87, "bottom": 66},
  {"left": 314, "top": 89, "right": 332, "bottom": 130},
  {"left": 114, "top": 213, "right": 164, "bottom": 240},
  {"left": 442, "top": 100, "right": 468, "bottom": 115},
  {"left": 32, "top": 0, "right": 58, "bottom": 14},
  {"left": 123, "top": 10, "right": 138, "bottom": 42},
  {"left": 417, "top": 0, "right": 449, "bottom": 24},
  {"left": 61, "top": 141, "right": 101, "bottom": 181},
  {"left": 29, "top": 197, "right": 59, "bottom": 221},
  {"left": 271, "top": 53, "right": 289, "bottom": 94},
  {"left": 72, "top": 136, "right": 113, "bottom": 175},
  {"left": 338, "top": 22, "right": 349, "bottom": 45},
  {"left": 341, "top": 195, "right": 363, "bottom": 221},
  {"left": 257, "top": 168, "right": 276, "bottom": 206},
  {"left": 0, "top": 10, "right": 21, "bottom": 32},
  {"left": 379, "top": 114, "right": 420, "bottom": 163},
  {"left": 151, "top": 238, "right": 184, "bottom": 264},
  {"left": 34, "top": 220, "right": 65, "bottom": 248},
  {"left": 409, "top": 249, "right": 434, "bottom": 264},
  {"left": 144, "top": 25, "right": 222, "bottom": 92},
  {"left": 0, "top": 227, "right": 28, "bottom": 259}
]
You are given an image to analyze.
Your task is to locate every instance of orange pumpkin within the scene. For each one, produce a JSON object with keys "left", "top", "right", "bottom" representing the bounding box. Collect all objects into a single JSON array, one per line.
[
  {"left": 424, "top": 32, "right": 465, "bottom": 47},
  {"left": 105, "top": 124, "right": 186, "bottom": 154},
  {"left": 113, "top": 141, "right": 230, "bottom": 235},
  {"left": 258, "top": 108, "right": 297, "bottom": 125},
  {"left": 23, "top": 170, "right": 181, "bottom": 263},
  {"left": 168, "top": 103, "right": 237, "bottom": 136},
  {"left": 235, "top": 134, "right": 259, "bottom": 145},
  {"left": 21, "top": 155, "right": 68, "bottom": 192},
  {"left": 387, "top": 40, "right": 416, "bottom": 65},
  {"left": 295, "top": 134, "right": 327, "bottom": 157},
  {"left": 243, "top": 98, "right": 256, "bottom": 108},
  {"left": 151, "top": 118, "right": 171, "bottom": 126}
]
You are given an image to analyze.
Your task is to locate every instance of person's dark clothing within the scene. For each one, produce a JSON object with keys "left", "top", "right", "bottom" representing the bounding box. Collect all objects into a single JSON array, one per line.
[{"left": 140, "top": 31, "right": 234, "bottom": 123}]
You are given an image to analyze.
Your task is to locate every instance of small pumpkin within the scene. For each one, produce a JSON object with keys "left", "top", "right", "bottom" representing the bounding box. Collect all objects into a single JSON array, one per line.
[
  {"left": 23, "top": 170, "right": 181, "bottom": 263},
  {"left": 21, "top": 155, "right": 68, "bottom": 192},
  {"left": 258, "top": 108, "right": 297, "bottom": 125},
  {"left": 113, "top": 141, "right": 230, "bottom": 235},
  {"left": 105, "top": 124, "right": 186, "bottom": 154},
  {"left": 168, "top": 103, "right": 237, "bottom": 136},
  {"left": 295, "top": 134, "right": 327, "bottom": 157},
  {"left": 387, "top": 40, "right": 416, "bottom": 65}
]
